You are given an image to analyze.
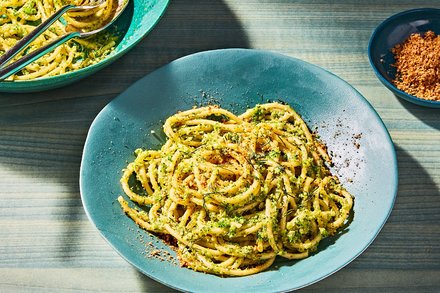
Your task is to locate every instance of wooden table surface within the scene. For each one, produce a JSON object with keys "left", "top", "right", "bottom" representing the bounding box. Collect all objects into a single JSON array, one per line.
[{"left": 1, "top": 1, "right": 439, "bottom": 292}]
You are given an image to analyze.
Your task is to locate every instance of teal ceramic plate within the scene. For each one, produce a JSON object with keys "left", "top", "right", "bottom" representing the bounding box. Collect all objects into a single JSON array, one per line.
[
  {"left": 80, "top": 49, "right": 398, "bottom": 292},
  {"left": 0, "top": 0, "right": 169, "bottom": 93}
]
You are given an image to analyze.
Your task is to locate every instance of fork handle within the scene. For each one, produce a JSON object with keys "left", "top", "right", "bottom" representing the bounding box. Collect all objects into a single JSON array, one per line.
[
  {"left": 0, "top": 4, "right": 74, "bottom": 68},
  {"left": 0, "top": 32, "right": 79, "bottom": 81}
]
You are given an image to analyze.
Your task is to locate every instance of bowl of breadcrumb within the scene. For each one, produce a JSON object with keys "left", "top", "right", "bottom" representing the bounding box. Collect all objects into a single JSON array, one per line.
[{"left": 368, "top": 8, "right": 440, "bottom": 108}]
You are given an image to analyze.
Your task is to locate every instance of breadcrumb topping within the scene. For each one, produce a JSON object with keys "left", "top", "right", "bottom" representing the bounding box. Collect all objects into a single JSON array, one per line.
[{"left": 392, "top": 30, "right": 440, "bottom": 101}]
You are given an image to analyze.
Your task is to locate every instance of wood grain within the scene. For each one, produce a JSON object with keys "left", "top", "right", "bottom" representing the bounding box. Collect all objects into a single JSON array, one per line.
[{"left": 1, "top": 0, "right": 439, "bottom": 292}]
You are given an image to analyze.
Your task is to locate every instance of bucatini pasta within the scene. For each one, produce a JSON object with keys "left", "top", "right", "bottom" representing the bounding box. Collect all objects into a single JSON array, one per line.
[
  {"left": 0, "top": 0, "right": 118, "bottom": 80},
  {"left": 118, "top": 102, "right": 354, "bottom": 276}
]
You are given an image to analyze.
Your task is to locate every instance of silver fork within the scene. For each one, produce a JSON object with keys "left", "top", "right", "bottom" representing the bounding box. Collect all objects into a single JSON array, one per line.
[
  {"left": 0, "top": 0, "right": 105, "bottom": 79},
  {"left": 0, "top": 0, "right": 105, "bottom": 68}
]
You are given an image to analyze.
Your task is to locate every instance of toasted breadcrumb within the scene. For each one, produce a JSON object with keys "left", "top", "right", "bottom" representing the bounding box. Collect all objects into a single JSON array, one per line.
[{"left": 392, "top": 30, "right": 440, "bottom": 101}]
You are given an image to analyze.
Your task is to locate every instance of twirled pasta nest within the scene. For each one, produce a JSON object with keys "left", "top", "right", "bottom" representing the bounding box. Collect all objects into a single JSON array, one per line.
[{"left": 118, "top": 102, "right": 354, "bottom": 276}]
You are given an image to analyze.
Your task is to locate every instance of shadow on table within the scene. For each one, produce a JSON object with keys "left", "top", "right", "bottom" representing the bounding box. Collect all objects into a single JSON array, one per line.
[
  {"left": 396, "top": 97, "right": 440, "bottom": 130},
  {"left": 68, "top": 0, "right": 252, "bottom": 95},
  {"left": 392, "top": 144, "right": 440, "bottom": 223}
]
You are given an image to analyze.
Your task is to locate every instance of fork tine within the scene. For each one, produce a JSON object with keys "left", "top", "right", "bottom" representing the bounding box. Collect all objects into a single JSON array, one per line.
[
  {"left": 0, "top": 5, "right": 74, "bottom": 68},
  {"left": 0, "top": 0, "right": 105, "bottom": 68},
  {"left": 0, "top": 32, "right": 78, "bottom": 81}
]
